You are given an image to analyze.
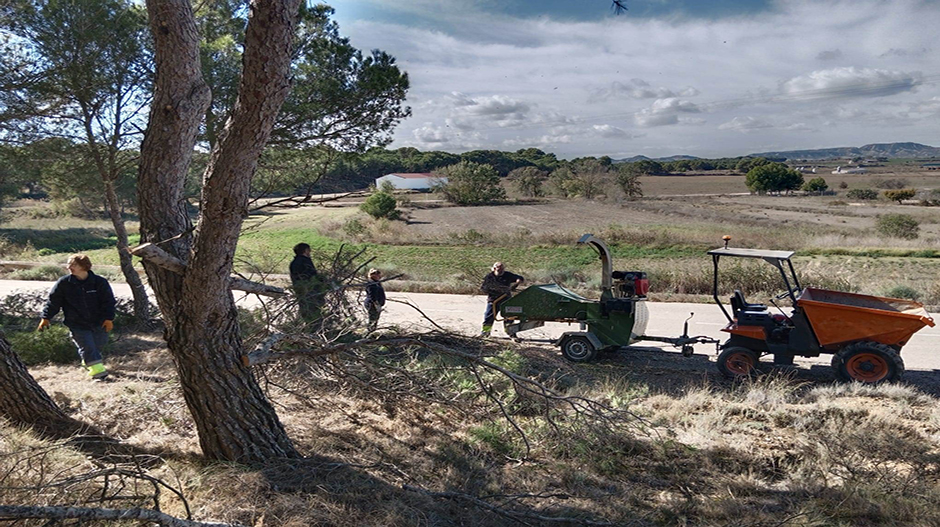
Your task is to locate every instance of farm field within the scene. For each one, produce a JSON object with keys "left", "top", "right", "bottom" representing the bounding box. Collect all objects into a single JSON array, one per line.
[{"left": 3, "top": 169, "right": 940, "bottom": 307}]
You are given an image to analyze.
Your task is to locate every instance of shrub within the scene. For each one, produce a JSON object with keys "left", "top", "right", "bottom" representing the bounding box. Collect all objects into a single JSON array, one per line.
[
  {"left": 507, "top": 166, "right": 547, "bottom": 197},
  {"left": 874, "top": 177, "right": 909, "bottom": 189},
  {"left": 7, "top": 265, "right": 64, "bottom": 281},
  {"left": 876, "top": 213, "right": 920, "bottom": 239},
  {"left": 801, "top": 177, "right": 828, "bottom": 194},
  {"left": 343, "top": 218, "right": 366, "bottom": 237},
  {"left": 884, "top": 285, "right": 921, "bottom": 301},
  {"left": 448, "top": 229, "right": 489, "bottom": 245},
  {"left": 838, "top": 181, "right": 849, "bottom": 189},
  {"left": 360, "top": 191, "right": 399, "bottom": 219},
  {"left": 883, "top": 189, "right": 916, "bottom": 204},
  {"left": 846, "top": 188, "right": 878, "bottom": 200},
  {"left": 7, "top": 326, "right": 77, "bottom": 365},
  {"left": 433, "top": 161, "right": 506, "bottom": 205},
  {"left": 616, "top": 167, "right": 643, "bottom": 198}
]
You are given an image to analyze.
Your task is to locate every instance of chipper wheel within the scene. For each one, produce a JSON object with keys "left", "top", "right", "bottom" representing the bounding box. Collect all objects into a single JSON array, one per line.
[
  {"left": 717, "top": 347, "right": 759, "bottom": 379},
  {"left": 560, "top": 336, "right": 598, "bottom": 363},
  {"left": 834, "top": 341, "right": 904, "bottom": 384}
]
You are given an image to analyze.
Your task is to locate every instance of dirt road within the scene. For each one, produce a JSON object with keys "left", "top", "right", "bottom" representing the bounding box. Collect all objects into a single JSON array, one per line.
[{"left": 4, "top": 279, "right": 937, "bottom": 377}]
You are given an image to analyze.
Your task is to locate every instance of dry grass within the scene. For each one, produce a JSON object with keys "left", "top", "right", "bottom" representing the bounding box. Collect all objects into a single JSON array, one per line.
[{"left": 5, "top": 336, "right": 940, "bottom": 526}]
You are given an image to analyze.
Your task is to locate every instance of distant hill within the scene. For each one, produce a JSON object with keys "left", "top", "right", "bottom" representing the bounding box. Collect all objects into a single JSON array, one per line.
[
  {"left": 615, "top": 154, "right": 700, "bottom": 163},
  {"left": 749, "top": 142, "right": 940, "bottom": 161}
]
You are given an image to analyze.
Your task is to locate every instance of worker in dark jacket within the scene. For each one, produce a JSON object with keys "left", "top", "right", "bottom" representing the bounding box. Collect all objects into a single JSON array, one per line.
[
  {"left": 480, "top": 261, "right": 523, "bottom": 337},
  {"left": 38, "top": 254, "right": 115, "bottom": 380},
  {"left": 363, "top": 268, "right": 386, "bottom": 331},
  {"left": 290, "top": 243, "right": 321, "bottom": 322}
]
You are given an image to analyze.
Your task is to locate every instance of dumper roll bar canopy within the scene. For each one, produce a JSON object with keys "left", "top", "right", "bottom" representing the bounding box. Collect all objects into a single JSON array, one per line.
[{"left": 707, "top": 247, "right": 801, "bottom": 323}]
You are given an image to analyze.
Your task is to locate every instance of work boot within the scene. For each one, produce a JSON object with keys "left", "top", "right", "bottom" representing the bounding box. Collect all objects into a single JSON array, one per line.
[{"left": 86, "top": 362, "right": 109, "bottom": 380}]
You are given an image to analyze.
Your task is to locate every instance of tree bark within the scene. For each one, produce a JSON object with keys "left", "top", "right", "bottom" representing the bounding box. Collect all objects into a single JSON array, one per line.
[
  {"left": 0, "top": 334, "right": 76, "bottom": 436},
  {"left": 102, "top": 180, "right": 152, "bottom": 327},
  {"left": 138, "top": 0, "right": 300, "bottom": 462}
]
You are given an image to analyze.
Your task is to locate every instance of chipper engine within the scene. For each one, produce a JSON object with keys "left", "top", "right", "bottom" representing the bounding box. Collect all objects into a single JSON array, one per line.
[{"left": 498, "top": 234, "right": 717, "bottom": 362}]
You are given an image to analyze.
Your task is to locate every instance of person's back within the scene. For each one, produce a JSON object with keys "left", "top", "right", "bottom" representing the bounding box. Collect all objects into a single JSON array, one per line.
[
  {"left": 290, "top": 243, "right": 321, "bottom": 322},
  {"left": 364, "top": 268, "right": 386, "bottom": 330},
  {"left": 290, "top": 254, "right": 318, "bottom": 284}
]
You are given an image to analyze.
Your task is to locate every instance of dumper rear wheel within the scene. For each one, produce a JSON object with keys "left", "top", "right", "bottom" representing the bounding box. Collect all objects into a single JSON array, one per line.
[
  {"left": 836, "top": 341, "right": 904, "bottom": 384},
  {"left": 717, "top": 347, "right": 759, "bottom": 379},
  {"left": 561, "top": 336, "right": 597, "bottom": 363}
]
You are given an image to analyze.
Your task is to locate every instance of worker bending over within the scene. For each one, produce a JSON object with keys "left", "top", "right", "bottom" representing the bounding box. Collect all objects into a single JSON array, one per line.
[{"left": 480, "top": 262, "right": 523, "bottom": 337}]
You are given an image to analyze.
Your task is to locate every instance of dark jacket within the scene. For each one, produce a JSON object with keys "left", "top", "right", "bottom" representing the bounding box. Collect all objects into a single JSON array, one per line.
[
  {"left": 481, "top": 271, "right": 523, "bottom": 301},
  {"left": 364, "top": 280, "right": 386, "bottom": 308},
  {"left": 41, "top": 271, "right": 116, "bottom": 330},
  {"left": 289, "top": 255, "right": 318, "bottom": 284}
]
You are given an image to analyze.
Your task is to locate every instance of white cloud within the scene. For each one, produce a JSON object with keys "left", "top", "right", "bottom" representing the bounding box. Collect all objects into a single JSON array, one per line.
[
  {"left": 635, "top": 98, "right": 701, "bottom": 128},
  {"left": 339, "top": 0, "right": 940, "bottom": 157},
  {"left": 592, "top": 124, "right": 630, "bottom": 138},
  {"left": 782, "top": 123, "right": 819, "bottom": 133},
  {"left": 464, "top": 95, "right": 530, "bottom": 117},
  {"left": 779, "top": 67, "right": 922, "bottom": 100},
  {"left": 719, "top": 116, "right": 773, "bottom": 133},
  {"left": 588, "top": 78, "right": 693, "bottom": 102},
  {"left": 412, "top": 125, "right": 451, "bottom": 144}
]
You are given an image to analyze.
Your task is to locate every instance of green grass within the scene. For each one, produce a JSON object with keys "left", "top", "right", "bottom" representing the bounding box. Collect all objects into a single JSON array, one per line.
[{"left": 236, "top": 227, "right": 702, "bottom": 281}]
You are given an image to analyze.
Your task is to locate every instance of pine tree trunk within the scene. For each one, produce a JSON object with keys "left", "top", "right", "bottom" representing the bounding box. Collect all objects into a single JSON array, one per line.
[
  {"left": 0, "top": 334, "right": 76, "bottom": 435},
  {"left": 102, "top": 180, "right": 152, "bottom": 327},
  {"left": 138, "top": 0, "right": 301, "bottom": 462}
]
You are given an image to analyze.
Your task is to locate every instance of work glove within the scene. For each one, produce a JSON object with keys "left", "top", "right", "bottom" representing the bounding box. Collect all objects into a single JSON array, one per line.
[
  {"left": 102, "top": 320, "right": 113, "bottom": 333},
  {"left": 37, "top": 318, "right": 50, "bottom": 331}
]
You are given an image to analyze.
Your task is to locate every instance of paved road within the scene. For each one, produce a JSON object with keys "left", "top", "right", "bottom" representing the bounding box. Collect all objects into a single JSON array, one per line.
[{"left": 4, "top": 279, "right": 936, "bottom": 374}]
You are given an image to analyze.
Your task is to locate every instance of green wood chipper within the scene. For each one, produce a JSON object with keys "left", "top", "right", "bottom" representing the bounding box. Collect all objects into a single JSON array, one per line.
[{"left": 498, "top": 234, "right": 718, "bottom": 361}]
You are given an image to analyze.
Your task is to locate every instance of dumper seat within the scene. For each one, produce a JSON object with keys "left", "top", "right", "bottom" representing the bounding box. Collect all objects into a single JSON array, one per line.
[{"left": 731, "top": 290, "right": 768, "bottom": 319}]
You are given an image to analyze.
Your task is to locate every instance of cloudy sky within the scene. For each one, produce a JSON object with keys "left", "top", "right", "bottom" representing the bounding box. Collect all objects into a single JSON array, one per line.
[{"left": 328, "top": 0, "right": 940, "bottom": 159}]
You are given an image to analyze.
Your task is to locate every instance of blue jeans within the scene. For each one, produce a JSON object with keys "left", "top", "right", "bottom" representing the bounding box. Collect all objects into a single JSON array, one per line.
[{"left": 69, "top": 326, "right": 108, "bottom": 365}]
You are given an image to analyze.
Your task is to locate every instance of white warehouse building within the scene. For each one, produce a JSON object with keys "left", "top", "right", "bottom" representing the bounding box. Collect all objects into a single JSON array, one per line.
[{"left": 374, "top": 172, "right": 445, "bottom": 190}]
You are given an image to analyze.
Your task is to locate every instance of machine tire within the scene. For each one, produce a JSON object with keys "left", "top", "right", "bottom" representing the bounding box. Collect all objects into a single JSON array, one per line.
[
  {"left": 836, "top": 341, "right": 904, "bottom": 384},
  {"left": 830, "top": 353, "right": 848, "bottom": 382},
  {"left": 560, "top": 336, "right": 597, "bottom": 363},
  {"left": 717, "top": 347, "right": 759, "bottom": 379}
]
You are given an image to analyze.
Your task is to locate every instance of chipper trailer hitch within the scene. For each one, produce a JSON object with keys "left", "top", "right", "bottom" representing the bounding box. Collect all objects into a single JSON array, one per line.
[{"left": 498, "top": 234, "right": 718, "bottom": 362}]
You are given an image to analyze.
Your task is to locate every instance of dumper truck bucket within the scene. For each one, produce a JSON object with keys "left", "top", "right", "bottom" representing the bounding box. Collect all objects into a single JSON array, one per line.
[{"left": 797, "top": 287, "right": 935, "bottom": 348}]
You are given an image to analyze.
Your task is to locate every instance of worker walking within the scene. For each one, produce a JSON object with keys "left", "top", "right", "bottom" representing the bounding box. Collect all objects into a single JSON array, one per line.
[
  {"left": 363, "top": 268, "right": 386, "bottom": 331},
  {"left": 480, "top": 262, "right": 523, "bottom": 337},
  {"left": 290, "top": 243, "right": 321, "bottom": 322},
  {"left": 38, "top": 254, "right": 115, "bottom": 380}
]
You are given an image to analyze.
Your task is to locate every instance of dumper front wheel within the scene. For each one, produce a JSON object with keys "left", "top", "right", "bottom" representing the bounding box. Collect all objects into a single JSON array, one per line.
[
  {"left": 717, "top": 347, "right": 759, "bottom": 379},
  {"left": 836, "top": 341, "right": 904, "bottom": 384},
  {"left": 561, "top": 336, "right": 597, "bottom": 363}
]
